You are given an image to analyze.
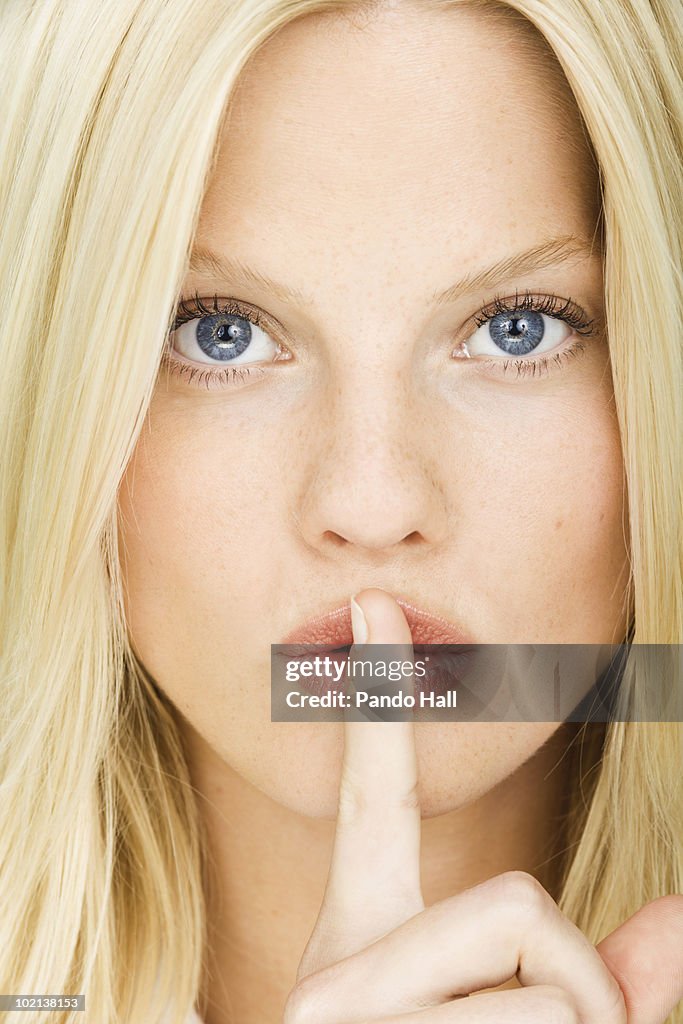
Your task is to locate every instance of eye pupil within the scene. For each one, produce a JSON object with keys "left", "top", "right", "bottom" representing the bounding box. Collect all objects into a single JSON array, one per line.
[
  {"left": 489, "top": 308, "right": 544, "bottom": 355},
  {"left": 507, "top": 316, "right": 526, "bottom": 336},
  {"left": 216, "top": 323, "right": 235, "bottom": 343}
]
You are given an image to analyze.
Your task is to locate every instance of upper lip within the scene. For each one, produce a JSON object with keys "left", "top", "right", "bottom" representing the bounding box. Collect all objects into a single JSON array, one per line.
[{"left": 280, "top": 595, "right": 473, "bottom": 647}]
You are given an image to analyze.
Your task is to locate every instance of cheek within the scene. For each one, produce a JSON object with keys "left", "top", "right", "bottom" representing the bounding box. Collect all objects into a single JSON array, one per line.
[
  {"left": 116, "top": 400, "right": 285, "bottom": 668},
  {"left": 452, "top": 371, "right": 629, "bottom": 642}
]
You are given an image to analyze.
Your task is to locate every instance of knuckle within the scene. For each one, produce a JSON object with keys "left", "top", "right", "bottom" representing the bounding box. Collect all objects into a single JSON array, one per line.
[
  {"left": 398, "top": 780, "right": 420, "bottom": 812},
  {"left": 336, "top": 771, "right": 419, "bottom": 823},
  {"left": 283, "top": 976, "right": 328, "bottom": 1024},
  {"left": 336, "top": 769, "right": 367, "bottom": 824},
  {"left": 491, "top": 870, "right": 552, "bottom": 918},
  {"left": 529, "top": 984, "right": 579, "bottom": 1024},
  {"left": 603, "top": 977, "right": 628, "bottom": 1024},
  {"left": 435, "top": 870, "right": 552, "bottom": 931}
]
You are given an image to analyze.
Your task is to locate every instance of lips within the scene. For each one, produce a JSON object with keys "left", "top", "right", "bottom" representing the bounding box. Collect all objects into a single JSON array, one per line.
[{"left": 280, "top": 596, "right": 473, "bottom": 647}]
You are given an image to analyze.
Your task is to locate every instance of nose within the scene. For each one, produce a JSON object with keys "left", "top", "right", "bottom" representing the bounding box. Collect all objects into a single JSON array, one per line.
[{"left": 295, "top": 377, "right": 450, "bottom": 558}]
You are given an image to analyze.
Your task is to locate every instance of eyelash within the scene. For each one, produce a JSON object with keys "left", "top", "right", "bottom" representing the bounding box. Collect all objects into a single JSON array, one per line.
[{"left": 162, "top": 289, "right": 597, "bottom": 388}]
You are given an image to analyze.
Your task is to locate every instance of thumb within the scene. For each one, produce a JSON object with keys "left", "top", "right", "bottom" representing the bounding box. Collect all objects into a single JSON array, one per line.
[{"left": 596, "top": 895, "right": 683, "bottom": 1024}]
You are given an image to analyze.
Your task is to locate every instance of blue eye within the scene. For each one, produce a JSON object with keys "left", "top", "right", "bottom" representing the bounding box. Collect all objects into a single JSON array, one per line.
[
  {"left": 174, "top": 310, "right": 278, "bottom": 366},
  {"left": 456, "top": 292, "right": 596, "bottom": 366},
  {"left": 464, "top": 307, "right": 572, "bottom": 359},
  {"left": 170, "top": 295, "right": 284, "bottom": 368},
  {"left": 487, "top": 308, "right": 545, "bottom": 355}
]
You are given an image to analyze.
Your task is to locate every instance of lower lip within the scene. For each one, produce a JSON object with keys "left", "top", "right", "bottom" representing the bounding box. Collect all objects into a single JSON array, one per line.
[{"left": 278, "top": 644, "right": 477, "bottom": 699}]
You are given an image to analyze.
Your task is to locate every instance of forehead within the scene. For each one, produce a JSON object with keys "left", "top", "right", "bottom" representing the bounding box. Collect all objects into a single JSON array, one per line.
[{"left": 195, "top": 2, "right": 598, "bottom": 314}]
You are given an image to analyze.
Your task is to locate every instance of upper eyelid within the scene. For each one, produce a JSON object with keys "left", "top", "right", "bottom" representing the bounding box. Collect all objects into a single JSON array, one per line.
[
  {"left": 173, "top": 292, "right": 268, "bottom": 327},
  {"left": 474, "top": 290, "right": 587, "bottom": 317},
  {"left": 468, "top": 291, "right": 596, "bottom": 333},
  {"left": 171, "top": 289, "right": 599, "bottom": 345}
]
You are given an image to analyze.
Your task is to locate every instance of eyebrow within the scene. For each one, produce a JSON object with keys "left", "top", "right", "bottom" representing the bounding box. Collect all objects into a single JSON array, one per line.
[
  {"left": 188, "top": 247, "right": 312, "bottom": 307},
  {"left": 430, "top": 234, "right": 601, "bottom": 306},
  {"left": 187, "top": 234, "right": 600, "bottom": 309}
]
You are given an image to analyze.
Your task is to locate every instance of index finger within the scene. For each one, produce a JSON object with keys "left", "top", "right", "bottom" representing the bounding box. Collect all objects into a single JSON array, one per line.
[{"left": 298, "top": 588, "right": 425, "bottom": 979}]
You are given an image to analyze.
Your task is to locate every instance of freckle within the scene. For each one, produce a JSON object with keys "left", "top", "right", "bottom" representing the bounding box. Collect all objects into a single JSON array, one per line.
[{"left": 554, "top": 519, "right": 563, "bottom": 530}]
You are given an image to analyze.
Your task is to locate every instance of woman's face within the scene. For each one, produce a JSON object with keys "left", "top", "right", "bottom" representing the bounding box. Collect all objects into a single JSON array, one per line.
[{"left": 117, "top": 2, "right": 630, "bottom": 817}]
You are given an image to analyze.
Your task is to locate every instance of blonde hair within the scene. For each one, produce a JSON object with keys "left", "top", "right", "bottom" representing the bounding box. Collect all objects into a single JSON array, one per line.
[{"left": 0, "top": 0, "right": 681, "bottom": 1021}]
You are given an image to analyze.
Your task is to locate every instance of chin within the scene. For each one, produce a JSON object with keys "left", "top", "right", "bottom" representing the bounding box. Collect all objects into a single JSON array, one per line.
[{"left": 236, "top": 721, "right": 555, "bottom": 821}]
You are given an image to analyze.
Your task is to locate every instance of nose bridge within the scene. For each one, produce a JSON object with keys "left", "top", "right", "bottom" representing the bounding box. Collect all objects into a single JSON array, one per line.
[
  {"left": 296, "top": 361, "right": 448, "bottom": 551},
  {"left": 334, "top": 367, "right": 404, "bottom": 457},
  {"left": 326, "top": 347, "right": 418, "bottom": 471}
]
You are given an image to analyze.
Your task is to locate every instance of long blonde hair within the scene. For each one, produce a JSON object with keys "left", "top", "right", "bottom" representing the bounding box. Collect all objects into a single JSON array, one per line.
[{"left": 1, "top": 0, "right": 681, "bottom": 1021}]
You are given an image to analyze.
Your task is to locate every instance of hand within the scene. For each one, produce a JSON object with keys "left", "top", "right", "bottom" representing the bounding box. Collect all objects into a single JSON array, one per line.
[{"left": 284, "top": 587, "right": 683, "bottom": 1023}]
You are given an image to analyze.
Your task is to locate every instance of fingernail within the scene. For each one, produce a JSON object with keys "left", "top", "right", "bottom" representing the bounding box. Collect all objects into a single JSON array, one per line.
[{"left": 350, "top": 594, "right": 369, "bottom": 643}]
